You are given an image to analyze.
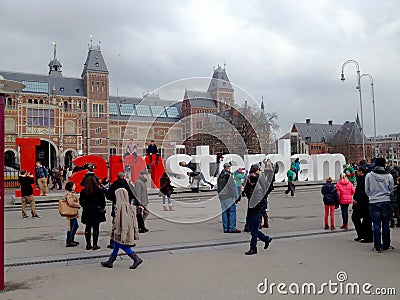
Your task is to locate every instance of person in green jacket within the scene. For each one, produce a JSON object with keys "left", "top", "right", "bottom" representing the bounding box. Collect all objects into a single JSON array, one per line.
[
  {"left": 343, "top": 164, "right": 356, "bottom": 185},
  {"left": 285, "top": 166, "right": 296, "bottom": 197}
]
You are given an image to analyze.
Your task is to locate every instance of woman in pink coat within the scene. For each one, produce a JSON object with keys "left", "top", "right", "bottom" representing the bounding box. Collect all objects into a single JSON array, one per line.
[{"left": 336, "top": 173, "right": 355, "bottom": 230}]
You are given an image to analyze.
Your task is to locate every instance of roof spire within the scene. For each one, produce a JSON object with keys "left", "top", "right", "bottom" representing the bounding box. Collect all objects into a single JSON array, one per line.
[
  {"left": 261, "top": 96, "right": 265, "bottom": 111},
  {"left": 48, "top": 41, "right": 62, "bottom": 77}
]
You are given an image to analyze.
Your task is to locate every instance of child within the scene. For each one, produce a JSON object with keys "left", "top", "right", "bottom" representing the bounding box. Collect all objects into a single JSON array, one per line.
[{"left": 321, "top": 177, "right": 339, "bottom": 230}]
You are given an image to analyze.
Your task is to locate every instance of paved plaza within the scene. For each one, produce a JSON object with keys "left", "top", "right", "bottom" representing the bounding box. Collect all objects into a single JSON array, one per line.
[{"left": 1, "top": 185, "right": 399, "bottom": 299}]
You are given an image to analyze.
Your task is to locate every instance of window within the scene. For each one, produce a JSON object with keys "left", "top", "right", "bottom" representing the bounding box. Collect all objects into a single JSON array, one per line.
[
  {"left": 165, "top": 106, "right": 179, "bottom": 118},
  {"left": 64, "top": 101, "right": 68, "bottom": 110},
  {"left": 6, "top": 97, "right": 12, "bottom": 107},
  {"left": 92, "top": 103, "right": 104, "bottom": 118},
  {"left": 109, "top": 102, "right": 118, "bottom": 115},
  {"left": 135, "top": 105, "right": 152, "bottom": 117},
  {"left": 22, "top": 81, "right": 48, "bottom": 94},
  {"left": 196, "top": 121, "right": 202, "bottom": 129},
  {"left": 158, "top": 129, "right": 166, "bottom": 136},
  {"left": 110, "top": 147, "right": 117, "bottom": 156},
  {"left": 95, "top": 127, "right": 102, "bottom": 134},
  {"left": 120, "top": 103, "right": 134, "bottom": 115},
  {"left": 96, "top": 139, "right": 102, "bottom": 145},
  {"left": 150, "top": 105, "right": 167, "bottom": 117},
  {"left": 28, "top": 108, "right": 54, "bottom": 126}
]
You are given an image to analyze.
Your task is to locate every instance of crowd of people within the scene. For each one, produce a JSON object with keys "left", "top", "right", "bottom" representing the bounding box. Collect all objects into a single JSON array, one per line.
[
  {"left": 16, "top": 142, "right": 400, "bottom": 270},
  {"left": 321, "top": 157, "right": 398, "bottom": 252}
]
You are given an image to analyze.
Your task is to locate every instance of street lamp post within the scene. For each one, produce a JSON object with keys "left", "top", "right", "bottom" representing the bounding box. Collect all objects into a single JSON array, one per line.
[
  {"left": 360, "top": 73, "right": 377, "bottom": 158},
  {"left": 0, "top": 75, "right": 25, "bottom": 291},
  {"left": 340, "top": 60, "right": 366, "bottom": 160}
]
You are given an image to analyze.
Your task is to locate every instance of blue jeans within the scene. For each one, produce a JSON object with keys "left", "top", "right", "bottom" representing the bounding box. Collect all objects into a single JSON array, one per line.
[
  {"left": 370, "top": 202, "right": 391, "bottom": 249},
  {"left": 111, "top": 241, "right": 134, "bottom": 256},
  {"left": 249, "top": 212, "right": 269, "bottom": 251},
  {"left": 220, "top": 200, "right": 236, "bottom": 232},
  {"left": 67, "top": 218, "right": 79, "bottom": 242},
  {"left": 340, "top": 204, "right": 349, "bottom": 225}
]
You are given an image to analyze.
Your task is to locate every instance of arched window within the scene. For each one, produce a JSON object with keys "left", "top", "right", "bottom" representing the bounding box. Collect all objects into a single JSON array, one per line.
[
  {"left": 64, "top": 101, "right": 68, "bottom": 110},
  {"left": 28, "top": 99, "right": 32, "bottom": 104},
  {"left": 6, "top": 97, "right": 12, "bottom": 106},
  {"left": 39, "top": 99, "right": 44, "bottom": 104},
  {"left": 34, "top": 99, "right": 38, "bottom": 104}
]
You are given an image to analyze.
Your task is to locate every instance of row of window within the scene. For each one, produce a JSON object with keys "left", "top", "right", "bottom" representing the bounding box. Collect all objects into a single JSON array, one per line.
[{"left": 109, "top": 103, "right": 179, "bottom": 118}]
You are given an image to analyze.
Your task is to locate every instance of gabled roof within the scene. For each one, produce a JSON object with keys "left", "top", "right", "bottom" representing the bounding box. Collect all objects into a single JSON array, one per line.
[
  {"left": 207, "top": 65, "right": 233, "bottom": 92},
  {"left": 82, "top": 46, "right": 108, "bottom": 75},
  {"left": 292, "top": 122, "right": 342, "bottom": 143},
  {"left": 330, "top": 121, "right": 370, "bottom": 146},
  {"left": 184, "top": 90, "right": 217, "bottom": 109},
  {"left": 0, "top": 70, "right": 86, "bottom": 97}
]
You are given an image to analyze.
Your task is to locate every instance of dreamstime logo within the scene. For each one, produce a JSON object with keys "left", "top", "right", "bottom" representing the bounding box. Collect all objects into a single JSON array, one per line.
[
  {"left": 122, "top": 77, "right": 272, "bottom": 224},
  {"left": 257, "top": 271, "right": 396, "bottom": 296}
]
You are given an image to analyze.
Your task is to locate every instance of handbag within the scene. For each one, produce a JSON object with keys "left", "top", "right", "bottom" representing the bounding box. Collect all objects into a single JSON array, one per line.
[{"left": 59, "top": 198, "right": 78, "bottom": 217}]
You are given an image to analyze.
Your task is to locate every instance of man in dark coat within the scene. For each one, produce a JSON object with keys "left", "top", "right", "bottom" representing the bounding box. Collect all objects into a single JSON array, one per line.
[
  {"left": 18, "top": 169, "right": 40, "bottom": 218},
  {"left": 146, "top": 140, "right": 160, "bottom": 167},
  {"left": 80, "top": 164, "right": 100, "bottom": 187},
  {"left": 352, "top": 167, "right": 373, "bottom": 243}
]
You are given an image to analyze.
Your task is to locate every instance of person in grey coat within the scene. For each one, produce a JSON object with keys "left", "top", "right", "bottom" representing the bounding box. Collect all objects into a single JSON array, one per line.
[
  {"left": 134, "top": 170, "right": 150, "bottom": 233},
  {"left": 365, "top": 157, "right": 394, "bottom": 252}
]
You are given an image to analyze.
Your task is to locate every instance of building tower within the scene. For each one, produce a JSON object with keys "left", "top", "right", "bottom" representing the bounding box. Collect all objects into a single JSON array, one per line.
[
  {"left": 207, "top": 64, "right": 234, "bottom": 111},
  {"left": 48, "top": 42, "right": 62, "bottom": 77},
  {"left": 81, "top": 39, "right": 109, "bottom": 158}
]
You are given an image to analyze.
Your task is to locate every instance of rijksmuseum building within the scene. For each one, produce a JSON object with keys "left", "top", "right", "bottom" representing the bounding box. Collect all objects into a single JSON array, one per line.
[{"left": 1, "top": 42, "right": 256, "bottom": 168}]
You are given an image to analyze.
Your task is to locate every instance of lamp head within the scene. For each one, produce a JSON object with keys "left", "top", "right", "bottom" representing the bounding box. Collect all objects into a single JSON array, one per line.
[{"left": 340, "top": 73, "right": 346, "bottom": 81}]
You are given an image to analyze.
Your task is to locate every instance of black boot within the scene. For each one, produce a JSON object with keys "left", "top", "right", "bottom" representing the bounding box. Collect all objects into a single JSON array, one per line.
[
  {"left": 85, "top": 231, "right": 92, "bottom": 250},
  {"left": 245, "top": 249, "right": 257, "bottom": 255},
  {"left": 93, "top": 232, "right": 100, "bottom": 250},
  {"left": 107, "top": 239, "right": 114, "bottom": 249},
  {"left": 66, "top": 238, "right": 78, "bottom": 247},
  {"left": 128, "top": 253, "right": 143, "bottom": 269},
  {"left": 101, "top": 255, "right": 117, "bottom": 268}
]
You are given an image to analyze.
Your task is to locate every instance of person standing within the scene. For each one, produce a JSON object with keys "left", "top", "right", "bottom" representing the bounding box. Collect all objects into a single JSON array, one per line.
[
  {"left": 35, "top": 161, "right": 48, "bottom": 196},
  {"left": 321, "top": 177, "right": 338, "bottom": 230},
  {"left": 352, "top": 167, "right": 373, "bottom": 243},
  {"left": 343, "top": 164, "right": 356, "bottom": 186},
  {"left": 18, "top": 169, "right": 40, "bottom": 218},
  {"left": 134, "top": 170, "right": 150, "bottom": 233},
  {"left": 243, "top": 164, "right": 272, "bottom": 255},
  {"left": 365, "top": 157, "right": 394, "bottom": 252},
  {"left": 80, "top": 164, "right": 100, "bottom": 187},
  {"left": 64, "top": 182, "right": 81, "bottom": 247},
  {"left": 106, "top": 172, "right": 139, "bottom": 249},
  {"left": 217, "top": 163, "right": 240, "bottom": 233},
  {"left": 233, "top": 168, "right": 245, "bottom": 203},
  {"left": 336, "top": 173, "right": 355, "bottom": 230},
  {"left": 284, "top": 166, "right": 295, "bottom": 197},
  {"left": 101, "top": 188, "right": 143, "bottom": 269},
  {"left": 292, "top": 158, "right": 300, "bottom": 181},
  {"left": 160, "top": 172, "right": 174, "bottom": 211},
  {"left": 80, "top": 176, "right": 106, "bottom": 250}
]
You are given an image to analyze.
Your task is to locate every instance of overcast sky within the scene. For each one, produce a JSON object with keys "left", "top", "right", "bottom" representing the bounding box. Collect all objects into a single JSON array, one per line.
[{"left": 1, "top": 0, "right": 399, "bottom": 137}]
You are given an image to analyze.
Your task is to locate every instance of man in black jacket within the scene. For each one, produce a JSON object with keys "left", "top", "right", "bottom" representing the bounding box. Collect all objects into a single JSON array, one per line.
[
  {"left": 352, "top": 167, "right": 373, "bottom": 243},
  {"left": 146, "top": 140, "right": 161, "bottom": 167},
  {"left": 105, "top": 172, "right": 141, "bottom": 248},
  {"left": 18, "top": 170, "right": 40, "bottom": 218}
]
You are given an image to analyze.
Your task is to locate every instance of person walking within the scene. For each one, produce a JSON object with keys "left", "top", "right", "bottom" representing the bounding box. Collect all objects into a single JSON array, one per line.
[
  {"left": 217, "top": 163, "right": 240, "bottom": 233},
  {"left": 284, "top": 166, "right": 295, "bottom": 197},
  {"left": 64, "top": 182, "right": 81, "bottom": 247},
  {"left": 351, "top": 167, "right": 373, "bottom": 243},
  {"left": 80, "top": 176, "right": 106, "bottom": 250},
  {"left": 106, "top": 172, "right": 139, "bottom": 249},
  {"left": 18, "top": 169, "right": 40, "bottom": 218},
  {"left": 35, "top": 161, "right": 48, "bottom": 196},
  {"left": 160, "top": 172, "right": 174, "bottom": 211},
  {"left": 101, "top": 188, "right": 143, "bottom": 269},
  {"left": 243, "top": 164, "right": 272, "bottom": 255},
  {"left": 365, "top": 157, "right": 394, "bottom": 252},
  {"left": 336, "top": 173, "right": 355, "bottom": 230},
  {"left": 321, "top": 177, "right": 338, "bottom": 230},
  {"left": 134, "top": 170, "right": 150, "bottom": 233}
]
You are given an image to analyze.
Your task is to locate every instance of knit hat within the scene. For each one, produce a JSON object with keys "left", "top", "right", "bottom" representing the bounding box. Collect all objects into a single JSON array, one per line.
[{"left": 223, "top": 162, "right": 231, "bottom": 168}]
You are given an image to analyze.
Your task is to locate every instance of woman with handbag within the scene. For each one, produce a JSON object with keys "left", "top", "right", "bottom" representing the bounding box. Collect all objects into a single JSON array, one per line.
[
  {"left": 80, "top": 176, "right": 106, "bottom": 250},
  {"left": 64, "top": 182, "right": 81, "bottom": 247},
  {"left": 101, "top": 188, "right": 143, "bottom": 269},
  {"left": 160, "top": 172, "right": 174, "bottom": 211}
]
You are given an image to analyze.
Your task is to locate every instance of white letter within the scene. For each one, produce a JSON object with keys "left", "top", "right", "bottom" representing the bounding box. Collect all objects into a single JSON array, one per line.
[
  {"left": 277, "top": 283, "right": 287, "bottom": 295},
  {"left": 166, "top": 154, "right": 192, "bottom": 188},
  {"left": 257, "top": 278, "right": 268, "bottom": 294}
]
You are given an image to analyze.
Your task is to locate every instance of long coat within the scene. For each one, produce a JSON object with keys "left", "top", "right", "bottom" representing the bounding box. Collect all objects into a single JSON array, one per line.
[
  {"left": 79, "top": 187, "right": 106, "bottom": 225},
  {"left": 112, "top": 188, "right": 139, "bottom": 245}
]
